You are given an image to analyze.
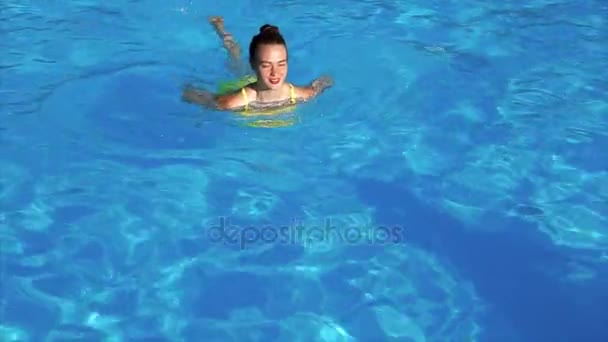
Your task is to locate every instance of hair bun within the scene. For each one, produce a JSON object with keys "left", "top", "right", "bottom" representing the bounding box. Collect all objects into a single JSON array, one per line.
[{"left": 260, "top": 24, "right": 279, "bottom": 33}]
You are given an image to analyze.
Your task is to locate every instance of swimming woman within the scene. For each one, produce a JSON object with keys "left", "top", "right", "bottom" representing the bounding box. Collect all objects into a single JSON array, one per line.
[{"left": 182, "top": 16, "right": 333, "bottom": 112}]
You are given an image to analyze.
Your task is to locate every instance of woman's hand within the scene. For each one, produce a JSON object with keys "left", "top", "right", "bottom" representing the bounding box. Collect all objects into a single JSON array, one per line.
[
  {"left": 181, "top": 84, "right": 197, "bottom": 103},
  {"left": 312, "top": 75, "right": 334, "bottom": 93},
  {"left": 182, "top": 84, "right": 215, "bottom": 106}
]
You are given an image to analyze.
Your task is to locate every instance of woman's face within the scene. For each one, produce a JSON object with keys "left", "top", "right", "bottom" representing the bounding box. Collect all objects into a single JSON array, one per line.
[{"left": 253, "top": 43, "right": 288, "bottom": 90}]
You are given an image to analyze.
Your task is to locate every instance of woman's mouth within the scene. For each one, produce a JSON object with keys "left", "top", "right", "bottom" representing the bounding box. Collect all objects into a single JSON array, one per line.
[{"left": 269, "top": 78, "right": 280, "bottom": 85}]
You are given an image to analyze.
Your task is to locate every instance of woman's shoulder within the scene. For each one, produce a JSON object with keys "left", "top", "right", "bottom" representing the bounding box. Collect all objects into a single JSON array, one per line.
[{"left": 216, "top": 86, "right": 253, "bottom": 110}]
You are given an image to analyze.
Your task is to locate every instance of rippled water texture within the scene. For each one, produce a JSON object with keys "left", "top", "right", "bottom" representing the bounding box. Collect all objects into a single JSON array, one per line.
[{"left": 1, "top": 0, "right": 607, "bottom": 341}]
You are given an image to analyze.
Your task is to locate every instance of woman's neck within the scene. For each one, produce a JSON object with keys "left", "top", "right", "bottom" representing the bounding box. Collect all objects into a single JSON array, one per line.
[{"left": 255, "top": 83, "right": 287, "bottom": 102}]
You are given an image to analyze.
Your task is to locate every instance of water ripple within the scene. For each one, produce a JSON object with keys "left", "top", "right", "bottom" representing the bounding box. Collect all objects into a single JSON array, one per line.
[{"left": 2, "top": 0, "right": 607, "bottom": 340}]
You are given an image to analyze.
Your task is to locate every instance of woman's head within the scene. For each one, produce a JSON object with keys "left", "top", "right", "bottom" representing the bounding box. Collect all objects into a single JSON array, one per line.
[{"left": 249, "top": 24, "right": 288, "bottom": 90}]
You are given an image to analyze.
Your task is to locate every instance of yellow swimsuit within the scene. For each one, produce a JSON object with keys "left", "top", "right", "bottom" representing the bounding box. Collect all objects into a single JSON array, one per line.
[
  {"left": 217, "top": 76, "right": 298, "bottom": 127},
  {"left": 238, "top": 83, "right": 297, "bottom": 116}
]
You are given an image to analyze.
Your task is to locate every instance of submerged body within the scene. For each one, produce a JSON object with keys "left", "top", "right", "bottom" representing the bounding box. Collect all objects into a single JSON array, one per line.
[{"left": 182, "top": 17, "right": 333, "bottom": 114}]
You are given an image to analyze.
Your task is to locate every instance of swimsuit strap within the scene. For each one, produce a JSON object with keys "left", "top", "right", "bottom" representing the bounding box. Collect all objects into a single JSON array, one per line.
[
  {"left": 241, "top": 87, "right": 249, "bottom": 112},
  {"left": 289, "top": 84, "right": 296, "bottom": 104}
]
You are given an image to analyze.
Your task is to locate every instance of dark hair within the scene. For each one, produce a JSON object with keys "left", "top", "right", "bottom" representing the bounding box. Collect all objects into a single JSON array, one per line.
[{"left": 249, "top": 24, "right": 287, "bottom": 65}]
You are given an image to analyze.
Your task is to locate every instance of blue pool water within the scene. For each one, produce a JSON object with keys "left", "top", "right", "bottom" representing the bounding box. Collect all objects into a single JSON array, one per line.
[{"left": 1, "top": 0, "right": 607, "bottom": 341}]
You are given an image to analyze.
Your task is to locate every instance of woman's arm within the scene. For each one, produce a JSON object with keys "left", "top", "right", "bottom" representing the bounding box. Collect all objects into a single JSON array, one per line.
[
  {"left": 182, "top": 85, "right": 217, "bottom": 107},
  {"left": 182, "top": 84, "right": 245, "bottom": 110},
  {"left": 294, "top": 75, "right": 334, "bottom": 101}
]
